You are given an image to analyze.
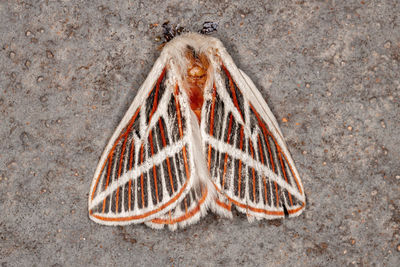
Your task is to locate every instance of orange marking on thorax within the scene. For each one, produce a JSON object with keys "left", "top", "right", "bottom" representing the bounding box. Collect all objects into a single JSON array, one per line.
[{"left": 183, "top": 49, "right": 210, "bottom": 122}]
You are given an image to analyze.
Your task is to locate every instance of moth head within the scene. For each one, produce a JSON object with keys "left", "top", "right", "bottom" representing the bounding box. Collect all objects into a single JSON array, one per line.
[{"left": 185, "top": 45, "right": 210, "bottom": 84}]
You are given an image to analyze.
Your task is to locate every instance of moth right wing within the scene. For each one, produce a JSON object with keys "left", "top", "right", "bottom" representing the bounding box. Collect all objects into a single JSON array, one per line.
[
  {"left": 202, "top": 48, "right": 306, "bottom": 220},
  {"left": 88, "top": 56, "right": 198, "bottom": 225}
]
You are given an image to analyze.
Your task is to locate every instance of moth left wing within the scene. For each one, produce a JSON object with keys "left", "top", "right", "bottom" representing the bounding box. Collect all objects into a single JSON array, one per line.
[
  {"left": 202, "top": 49, "right": 306, "bottom": 220},
  {"left": 88, "top": 56, "right": 200, "bottom": 225}
]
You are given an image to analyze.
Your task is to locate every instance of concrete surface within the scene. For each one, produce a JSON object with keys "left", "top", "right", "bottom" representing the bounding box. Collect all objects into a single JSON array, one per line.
[{"left": 1, "top": 0, "right": 399, "bottom": 266}]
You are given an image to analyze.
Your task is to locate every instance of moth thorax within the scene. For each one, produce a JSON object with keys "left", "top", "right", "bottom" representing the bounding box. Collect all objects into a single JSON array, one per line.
[{"left": 184, "top": 47, "right": 210, "bottom": 122}]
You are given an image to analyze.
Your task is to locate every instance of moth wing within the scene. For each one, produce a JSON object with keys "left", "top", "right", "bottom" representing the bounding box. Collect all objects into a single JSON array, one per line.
[
  {"left": 88, "top": 54, "right": 198, "bottom": 225},
  {"left": 202, "top": 48, "right": 306, "bottom": 220},
  {"left": 145, "top": 182, "right": 210, "bottom": 230},
  {"left": 145, "top": 110, "right": 216, "bottom": 230}
]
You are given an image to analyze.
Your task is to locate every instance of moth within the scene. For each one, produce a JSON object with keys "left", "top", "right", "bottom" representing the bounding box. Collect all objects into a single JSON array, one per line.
[{"left": 88, "top": 32, "right": 305, "bottom": 230}]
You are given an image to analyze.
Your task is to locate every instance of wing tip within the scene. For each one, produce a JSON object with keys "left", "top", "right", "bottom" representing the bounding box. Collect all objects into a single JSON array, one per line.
[{"left": 284, "top": 198, "right": 306, "bottom": 219}]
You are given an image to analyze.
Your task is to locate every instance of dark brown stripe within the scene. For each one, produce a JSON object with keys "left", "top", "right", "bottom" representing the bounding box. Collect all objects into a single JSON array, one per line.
[
  {"left": 221, "top": 113, "right": 233, "bottom": 188},
  {"left": 279, "top": 151, "right": 293, "bottom": 206},
  {"left": 237, "top": 126, "right": 244, "bottom": 197},
  {"left": 148, "top": 130, "right": 159, "bottom": 204},
  {"left": 222, "top": 65, "right": 244, "bottom": 121},
  {"left": 174, "top": 84, "right": 190, "bottom": 181},
  {"left": 128, "top": 180, "right": 132, "bottom": 211},
  {"left": 249, "top": 140, "right": 256, "bottom": 202},
  {"left": 140, "top": 144, "right": 145, "bottom": 208},
  {"left": 159, "top": 119, "right": 175, "bottom": 194},
  {"left": 258, "top": 134, "right": 269, "bottom": 206}
]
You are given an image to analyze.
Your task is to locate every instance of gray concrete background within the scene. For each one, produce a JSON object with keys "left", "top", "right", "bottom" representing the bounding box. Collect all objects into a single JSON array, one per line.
[{"left": 1, "top": 0, "right": 399, "bottom": 266}]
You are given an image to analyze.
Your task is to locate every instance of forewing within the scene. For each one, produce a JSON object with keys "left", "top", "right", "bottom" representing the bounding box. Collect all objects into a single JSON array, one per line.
[
  {"left": 88, "top": 63, "right": 195, "bottom": 225},
  {"left": 202, "top": 56, "right": 305, "bottom": 220}
]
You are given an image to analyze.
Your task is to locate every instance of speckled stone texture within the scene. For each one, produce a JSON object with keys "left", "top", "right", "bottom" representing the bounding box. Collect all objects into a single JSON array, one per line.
[{"left": 1, "top": 0, "right": 399, "bottom": 266}]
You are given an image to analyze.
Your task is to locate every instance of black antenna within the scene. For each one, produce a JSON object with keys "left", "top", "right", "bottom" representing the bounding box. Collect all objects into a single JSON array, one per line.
[
  {"left": 162, "top": 22, "right": 186, "bottom": 42},
  {"left": 160, "top": 21, "right": 218, "bottom": 43},
  {"left": 199, "top": 21, "right": 218, "bottom": 35}
]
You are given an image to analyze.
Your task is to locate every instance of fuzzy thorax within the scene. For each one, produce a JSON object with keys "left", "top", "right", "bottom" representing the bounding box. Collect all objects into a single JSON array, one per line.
[{"left": 161, "top": 33, "right": 224, "bottom": 121}]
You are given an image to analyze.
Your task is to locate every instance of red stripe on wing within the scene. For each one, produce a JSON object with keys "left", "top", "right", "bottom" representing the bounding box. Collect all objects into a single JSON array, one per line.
[
  {"left": 150, "top": 186, "right": 208, "bottom": 225},
  {"left": 158, "top": 118, "right": 175, "bottom": 194},
  {"left": 237, "top": 126, "right": 244, "bottom": 197},
  {"left": 212, "top": 181, "right": 303, "bottom": 216},
  {"left": 147, "top": 69, "right": 164, "bottom": 205},
  {"left": 215, "top": 198, "right": 232, "bottom": 211},
  {"left": 257, "top": 134, "right": 269, "bottom": 206},
  {"left": 222, "top": 65, "right": 244, "bottom": 121},
  {"left": 250, "top": 104, "right": 302, "bottom": 196},
  {"left": 91, "top": 108, "right": 141, "bottom": 202},
  {"left": 174, "top": 84, "right": 190, "bottom": 180},
  {"left": 139, "top": 144, "right": 145, "bottom": 208},
  {"left": 248, "top": 139, "right": 257, "bottom": 202}
]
